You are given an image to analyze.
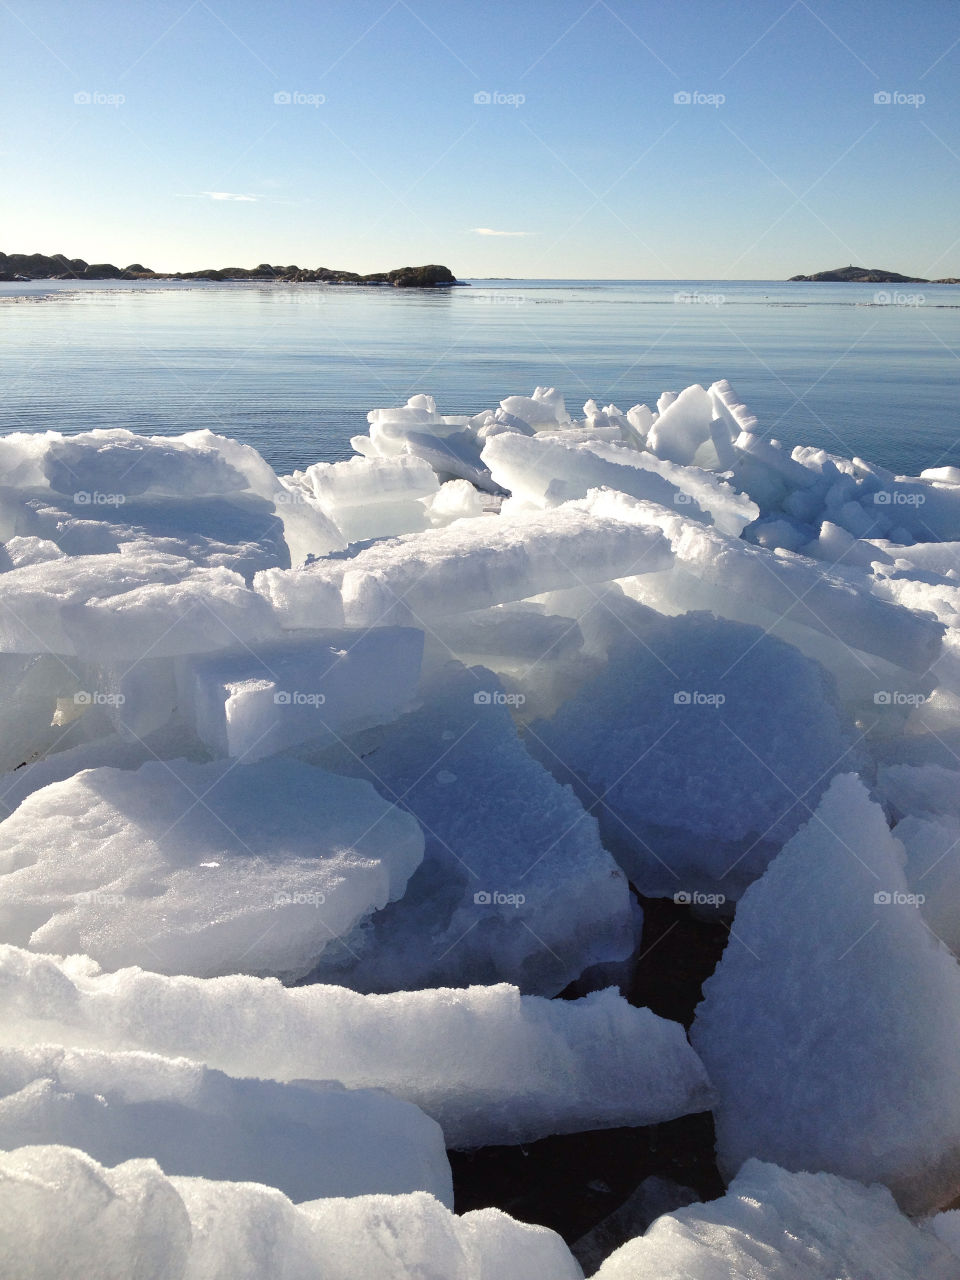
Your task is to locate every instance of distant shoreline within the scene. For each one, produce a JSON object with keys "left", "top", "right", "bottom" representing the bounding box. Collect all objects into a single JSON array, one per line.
[
  {"left": 5, "top": 271, "right": 960, "bottom": 288},
  {"left": 0, "top": 253, "right": 466, "bottom": 288}
]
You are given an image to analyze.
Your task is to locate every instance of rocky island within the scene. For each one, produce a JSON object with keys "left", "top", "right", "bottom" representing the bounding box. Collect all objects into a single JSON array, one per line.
[
  {"left": 788, "top": 264, "right": 958, "bottom": 283},
  {"left": 0, "top": 252, "right": 464, "bottom": 288}
]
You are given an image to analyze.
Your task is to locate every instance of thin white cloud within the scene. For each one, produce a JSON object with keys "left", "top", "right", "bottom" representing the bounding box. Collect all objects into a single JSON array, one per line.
[{"left": 471, "top": 227, "right": 532, "bottom": 237}]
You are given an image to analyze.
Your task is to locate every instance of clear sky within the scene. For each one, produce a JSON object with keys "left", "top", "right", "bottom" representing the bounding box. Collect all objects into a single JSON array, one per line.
[{"left": 3, "top": 0, "right": 959, "bottom": 278}]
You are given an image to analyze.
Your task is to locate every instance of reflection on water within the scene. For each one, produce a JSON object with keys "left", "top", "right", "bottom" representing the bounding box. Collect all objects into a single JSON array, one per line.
[{"left": 1, "top": 277, "right": 958, "bottom": 475}]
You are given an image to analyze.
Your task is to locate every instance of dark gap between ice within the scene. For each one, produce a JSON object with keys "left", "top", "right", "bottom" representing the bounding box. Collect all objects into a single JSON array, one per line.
[{"left": 449, "top": 893, "right": 731, "bottom": 1251}]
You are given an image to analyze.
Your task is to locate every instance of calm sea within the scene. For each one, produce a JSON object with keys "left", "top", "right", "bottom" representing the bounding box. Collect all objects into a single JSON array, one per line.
[{"left": 2, "top": 277, "right": 958, "bottom": 477}]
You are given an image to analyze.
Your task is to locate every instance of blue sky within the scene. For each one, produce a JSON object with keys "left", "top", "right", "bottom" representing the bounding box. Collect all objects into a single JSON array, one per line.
[{"left": 3, "top": 0, "right": 959, "bottom": 278}]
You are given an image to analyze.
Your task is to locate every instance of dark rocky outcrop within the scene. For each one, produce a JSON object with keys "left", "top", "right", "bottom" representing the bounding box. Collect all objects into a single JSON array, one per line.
[
  {"left": 1, "top": 251, "right": 464, "bottom": 286},
  {"left": 281, "top": 263, "right": 461, "bottom": 287},
  {"left": 383, "top": 264, "right": 459, "bottom": 288},
  {"left": 0, "top": 252, "right": 160, "bottom": 280},
  {"left": 789, "top": 264, "right": 929, "bottom": 283},
  {"left": 80, "top": 263, "right": 125, "bottom": 279},
  {"left": 0, "top": 252, "right": 90, "bottom": 279}
]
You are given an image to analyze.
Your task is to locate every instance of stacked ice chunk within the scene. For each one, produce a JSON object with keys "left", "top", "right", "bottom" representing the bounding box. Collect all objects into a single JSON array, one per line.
[
  {"left": 0, "top": 377, "right": 958, "bottom": 1275},
  {"left": 0, "top": 757, "right": 425, "bottom": 979}
]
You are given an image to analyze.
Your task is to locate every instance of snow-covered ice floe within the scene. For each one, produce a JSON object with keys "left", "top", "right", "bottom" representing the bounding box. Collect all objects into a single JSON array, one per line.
[
  {"left": 2, "top": 1145, "right": 957, "bottom": 1279},
  {"left": 0, "top": 1145, "right": 583, "bottom": 1280},
  {"left": 0, "top": 1044, "right": 453, "bottom": 1204},
  {"left": 0, "top": 758, "right": 424, "bottom": 979},
  {"left": 0, "top": 946, "right": 712, "bottom": 1148},
  {"left": 692, "top": 773, "right": 960, "bottom": 1214},
  {"left": 591, "top": 1158, "right": 960, "bottom": 1279},
  {"left": 0, "top": 378, "right": 959, "bottom": 1273}
]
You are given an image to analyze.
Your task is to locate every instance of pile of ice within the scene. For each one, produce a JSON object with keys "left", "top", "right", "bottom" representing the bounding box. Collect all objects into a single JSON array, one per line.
[
  {"left": 0, "top": 1145, "right": 585, "bottom": 1280},
  {"left": 2, "top": 1145, "right": 957, "bottom": 1279},
  {"left": 0, "top": 378, "right": 959, "bottom": 1276}
]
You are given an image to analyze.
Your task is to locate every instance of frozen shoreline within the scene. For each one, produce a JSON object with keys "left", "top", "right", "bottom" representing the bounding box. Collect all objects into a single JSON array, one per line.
[{"left": 0, "top": 377, "right": 958, "bottom": 1275}]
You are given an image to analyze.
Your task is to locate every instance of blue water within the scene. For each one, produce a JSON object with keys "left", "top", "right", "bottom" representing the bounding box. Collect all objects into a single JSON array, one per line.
[{"left": 2, "top": 277, "right": 958, "bottom": 476}]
